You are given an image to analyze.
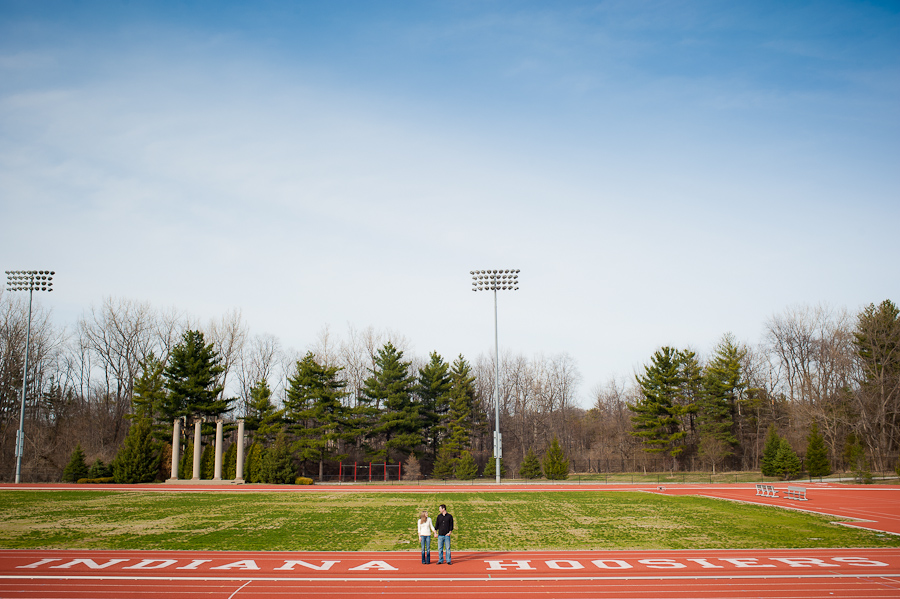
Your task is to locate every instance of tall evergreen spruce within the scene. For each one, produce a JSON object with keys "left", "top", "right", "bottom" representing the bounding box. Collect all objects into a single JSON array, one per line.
[
  {"left": 416, "top": 352, "right": 452, "bottom": 461},
  {"left": 285, "top": 352, "right": 348, "bottom": 480},
  {"left": 132, "top": 352, "right": 168, "bottom": 441},
  {"left": 112, "top": 418, "right": 162, "bottom": 484},
  {"left": 362, "top": 343, "right": 420, "bottom": 462},
  {"left": 519, "top": 448, "right": 542, "bottom": 479},
  {"left": 62, "top": 444, "right": 89, "bottom": 482},
  {"left": 699, "top": 335, "right": 744, "bottom": 464},
  {"left": 805, "top": 421, "right": 831, "bottom": 478},
  {"left": 245, "top": 379, "right": 283, "bottom": 445},
  {"left": 761, "top": 424, "right": 781, "bottom": 477},
  {"left": 444, "top": 355, "right": 478, "bottom": 458},
  {"left": 162, "top": 330, "right": 229, "bottom": 425},
  {"left": 543, "top": 436, "right": 569, "bottom": 480},
  {"left": 629, "top": 347, "right": 695, "bottom": 467}
]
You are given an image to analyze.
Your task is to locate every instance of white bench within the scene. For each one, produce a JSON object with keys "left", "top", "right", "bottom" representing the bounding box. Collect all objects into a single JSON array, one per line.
[
  {"left": 756, "top": 483, "right": 778, "bottom": 498},
  {"left": 784, "top": 486, "right": 808, "bottom": 501}
]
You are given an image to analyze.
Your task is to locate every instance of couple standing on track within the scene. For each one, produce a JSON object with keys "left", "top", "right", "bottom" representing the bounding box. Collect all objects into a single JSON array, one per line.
[{"left": 417, "top": 504, "right": 453, "bottom": 565}]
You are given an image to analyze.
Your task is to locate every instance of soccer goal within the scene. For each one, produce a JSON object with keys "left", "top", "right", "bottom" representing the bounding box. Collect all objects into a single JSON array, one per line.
[{"left": 339, "top": 462, "right": 402, "bottom": 482}]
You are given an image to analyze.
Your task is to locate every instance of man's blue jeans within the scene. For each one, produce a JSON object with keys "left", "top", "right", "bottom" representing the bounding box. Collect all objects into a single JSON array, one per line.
[{"left": 437, "top": 535, "right": 451, "bottom": 564}]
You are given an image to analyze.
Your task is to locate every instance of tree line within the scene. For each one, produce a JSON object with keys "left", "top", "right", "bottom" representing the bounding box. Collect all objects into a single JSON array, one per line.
[{"left": 1, "top": 293, "right": 898, "bottom": 482}]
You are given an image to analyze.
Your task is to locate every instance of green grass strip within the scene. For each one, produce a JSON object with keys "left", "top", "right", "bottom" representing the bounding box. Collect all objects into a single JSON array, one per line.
[{"left": 1, "top": 490, "right": 897, "bottom": 551}]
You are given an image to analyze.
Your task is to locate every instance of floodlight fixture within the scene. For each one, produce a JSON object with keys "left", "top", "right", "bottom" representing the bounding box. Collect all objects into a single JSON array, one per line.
[
  {"left": 4, "top": 270, "right": 55, "bottom": 483},
  {"left": 470, "top": 268, "right": 519, "bottom": 484}
]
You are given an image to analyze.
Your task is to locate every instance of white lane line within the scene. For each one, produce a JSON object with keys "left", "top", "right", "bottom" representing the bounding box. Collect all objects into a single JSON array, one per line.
[{"left": 227, "top": 579, "right": 252, "bottom": 598}]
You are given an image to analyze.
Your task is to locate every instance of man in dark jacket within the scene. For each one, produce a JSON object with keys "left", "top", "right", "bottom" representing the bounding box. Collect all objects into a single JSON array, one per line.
[{"left": 435, "top": 504, "right": 454, "bottom": 564}]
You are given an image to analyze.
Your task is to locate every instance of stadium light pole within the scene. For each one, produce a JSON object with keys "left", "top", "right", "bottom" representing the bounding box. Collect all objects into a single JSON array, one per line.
[
  {"left": 5, "top": 270, "right": 54, "bottom": 484},
  {"left": 471, "top": 269, "right": 519, "bottom": 484}
]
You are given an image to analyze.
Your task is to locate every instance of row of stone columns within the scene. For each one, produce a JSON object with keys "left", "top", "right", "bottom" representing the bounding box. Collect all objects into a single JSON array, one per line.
[{"left": 167, "top": 418, "right": 245, "bottom": 483}]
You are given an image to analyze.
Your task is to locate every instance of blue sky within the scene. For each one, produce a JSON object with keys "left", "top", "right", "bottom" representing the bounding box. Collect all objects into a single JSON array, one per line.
[{"left": 1, "top": 1, "right": 898, "bottom": 403}]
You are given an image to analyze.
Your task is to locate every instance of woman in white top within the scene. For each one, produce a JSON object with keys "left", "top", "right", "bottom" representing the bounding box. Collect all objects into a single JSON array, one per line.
[{"left": 417, "top": 510, "right": 436, "bottom": 564}]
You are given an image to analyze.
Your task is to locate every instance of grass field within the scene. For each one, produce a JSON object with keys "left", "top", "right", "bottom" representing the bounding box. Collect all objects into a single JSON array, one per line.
[{"left": 1, "top": 490, "right": 898, "bottom": 552}]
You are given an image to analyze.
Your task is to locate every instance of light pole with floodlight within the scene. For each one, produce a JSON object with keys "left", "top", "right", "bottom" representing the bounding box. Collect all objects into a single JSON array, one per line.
[
  {"left": 4, "top": 270, "right": 54, "bottom": 484},
  {"left": 471, "top": 269, "right": 519, "bottom": 484}
]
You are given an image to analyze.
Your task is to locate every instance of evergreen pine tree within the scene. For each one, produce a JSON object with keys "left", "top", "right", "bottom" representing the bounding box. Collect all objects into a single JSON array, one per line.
[
  {"left": 774, "top": 438, "right": 801, "bottom": 480},
  {"left": 699, "top": 335, "right": 744, "bottom": 464},
  {"left": 112, "top": 418, "right": 162, "bottom": 484},
  {"left": 519, "top": 448, "right": 543, "bottom": 479},
  {"left": 62, "top": 444, "right": 89, "bottom": 482},
  {"left": 455, "top": 450, "right": 478, "bottom": 480},
  {"left": 362, "top": 343, "right": 420, "bottom": 462},
  {"left": 444, "top": 356, "right": 478, "bottom": 458},
  {"left": 542, "top": 436, "right": 569, "bottom": 480},
  {"left": 161, "top": 330, "right": 229, "bottom": 425},
  {"left": 432, "top": 447, "right": 455, "bottom": 479},
  {"left": 629, "top": 347, "right": 695, "bottom": 467},
  {"left": 245, "top": 379, "right": 284, "bottom": 446},
  {"left": 761, "top": 424, "right": 781, "bottom": 477},
  {"left": 132, "top": 352, "right": 168, "bottom": 441},
  {"left": 416, "top": 352, "right": 452, "bottom": 461},
  {"left": 285, "top": 352, "right": 348, "bottom": 481},
  {"left": 805, "top": 421, "right": 831, "bottom": 478}
]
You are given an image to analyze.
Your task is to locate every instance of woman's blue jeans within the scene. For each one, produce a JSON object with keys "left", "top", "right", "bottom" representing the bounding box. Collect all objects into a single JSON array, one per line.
[{"left": 420, "top": 535, "right": 431, "bottom": 563}]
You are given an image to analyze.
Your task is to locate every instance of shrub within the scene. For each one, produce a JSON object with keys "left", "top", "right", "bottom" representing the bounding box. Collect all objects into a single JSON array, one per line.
[
  {"left": 224, "top": 442, "right": 237, "bottom": 480},
  {"left": 774, "top": 438, "right": 801, "bottom": 480},
  {"left": 295, "top": 477, "right": 314, "bottom": 485},
  {"left": 200, "top": 444, "right": 215, "bottom": 479},
  {"left": 260, "top": 431, "right": 294, "bottom": 484},
  {"left": 431, "top": 447, "right": 455, "bottom": 479},
  {"left": 88, "top": 459, "right": 112, "bottom": 479},
  {"left": 179, "top": 442, "right": 194, "bottom": 479},
  {"left": 62, "top": 444, "right": 89, "bottom": 483},
  {"left": 112, "top": 418, "right": 162, "bottom": 484},
  {"left": 402, "top": 455, "right": 422, "bottom": 481},
  {"left": 455, "top": 451, "right": 478, "bottom": 480},
  {"left": 244, "top": 442, "right": 264, "bottom": 483},
  {"left": 519, "top": 448, "right": 542, "bottom": 479},
  {"left": 76, "top": 477, "right": 115, "bottom": 484},
  {"left": 542, "top": 437, "right": 569, "bottom": 480}
]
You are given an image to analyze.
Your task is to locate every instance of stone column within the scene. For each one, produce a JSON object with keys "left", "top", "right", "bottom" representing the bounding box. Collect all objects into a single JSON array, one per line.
[
  {"left": 169, "top": 418, "right": 181, "bottom": 481},
  {"left": 192, "top": 419, "right": 202, "bottom": 480},
  {"left": 235, "top": 419, "right": 245, "bottom": 483},
  {"left": 213, "top": 419, "right": 224, "bottom": 481}
]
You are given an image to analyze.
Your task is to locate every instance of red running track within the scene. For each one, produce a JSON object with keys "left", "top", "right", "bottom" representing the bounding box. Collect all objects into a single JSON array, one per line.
[
  {"left": 3, "top": 548, "right": 900, "bottom": 598},
  {"left": 2, "top": 482, "right": 899, "bottom": 597}
]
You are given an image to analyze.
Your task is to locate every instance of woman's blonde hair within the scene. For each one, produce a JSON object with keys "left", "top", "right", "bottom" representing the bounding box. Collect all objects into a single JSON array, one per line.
[{"left": 419, "top": 510, "right": 427, "bottom": 524}]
